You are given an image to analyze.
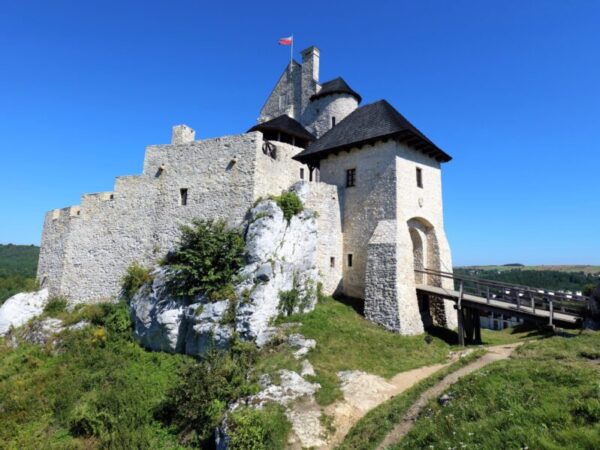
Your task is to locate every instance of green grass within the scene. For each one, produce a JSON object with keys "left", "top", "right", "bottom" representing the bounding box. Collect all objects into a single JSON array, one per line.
[
  {"left": 337, "top": 349, "right": 486, "bottom": 450},
  {"left": 0, "top": 301, "right": 193, "bottom": 449},
  {"left": 479, "top": 322, "right": 552, "bottom": 345},
  {"left": 277, "top": 295, "right": 453, "bottom": 405},
  {"left": 268, "top": 294, "right": 545, "bottom": 407},
  {"left": 394, "top": 331, "right": 600, "bottom": 450}
]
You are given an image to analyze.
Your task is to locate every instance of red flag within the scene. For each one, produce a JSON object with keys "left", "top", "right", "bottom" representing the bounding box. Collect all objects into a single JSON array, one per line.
[{"left": 278, "top": 36, "right": 293, "bottom": 46}]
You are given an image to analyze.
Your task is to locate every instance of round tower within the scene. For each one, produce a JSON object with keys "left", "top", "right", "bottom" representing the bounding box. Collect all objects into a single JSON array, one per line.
[{"left": 306, "top": 77, "right": 361, "bottom": 138}]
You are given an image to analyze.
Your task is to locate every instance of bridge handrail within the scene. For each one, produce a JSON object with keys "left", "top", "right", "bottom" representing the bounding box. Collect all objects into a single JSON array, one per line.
[{"left": 416, "top": 268, "right": 589, "bottom": 305}]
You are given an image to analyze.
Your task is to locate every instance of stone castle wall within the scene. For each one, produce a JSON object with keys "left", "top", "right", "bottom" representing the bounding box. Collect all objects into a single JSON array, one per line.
[
  {"left": 317, "top": 139, "right": 455, "bottom": 334},
  {"left": 319, "top": 141, "right": 399, "bottom": 299},
  {"left": 305, "top": 183, "right": 343, "bottom": 295},
  {"left": 38, "top": 132, "right": 308, "bottom": 303}
]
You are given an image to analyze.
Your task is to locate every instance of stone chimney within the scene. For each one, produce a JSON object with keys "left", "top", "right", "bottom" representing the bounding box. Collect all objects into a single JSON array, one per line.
[
  {"left": 171, "top": 125, "right": 195, "bottom": 144},
  {"left": 301, "top": 46, "right": 320, "bottom": 113},
  {"left": 301, "top": 46, "right": 320, "bottom": 83}
]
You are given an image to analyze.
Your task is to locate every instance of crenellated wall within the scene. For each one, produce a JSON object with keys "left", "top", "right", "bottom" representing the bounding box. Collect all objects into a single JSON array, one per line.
[{"left": 37, "top": 131, "right": 311, "bottom": 304}]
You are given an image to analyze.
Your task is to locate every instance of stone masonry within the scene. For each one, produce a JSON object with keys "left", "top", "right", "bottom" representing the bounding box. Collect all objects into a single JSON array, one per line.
[{"left": 38, "top": 46, "right": 457, "bottom": 335}]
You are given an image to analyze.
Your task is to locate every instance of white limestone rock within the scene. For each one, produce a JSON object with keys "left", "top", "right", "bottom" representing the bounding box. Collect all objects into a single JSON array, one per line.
[
  {"left": 236, "top": 196, "right": 318, "bottom": 344},
  {"left": 22, "top": 318, "right": 63, "bottom": 345},
  {"left": 249, "top": 369, "right": 320, "bottom": 407},
  {"left": 130, "top": 186, "right": 319, "bottom": 356},
  {"left": 0, "top": 289, "right": 49, "bottom": 335},
  {"left": 288, "top": 333, "right": 317, "bottom": 359},
  {"left": 184, "top": 300, "right": 233, "bottom": 355},
  {"left": 300, "top": 359, "right": 316, "bottom": 377},
  {"left": 130, "top": 268, "right": 189, "bottom": 353}
]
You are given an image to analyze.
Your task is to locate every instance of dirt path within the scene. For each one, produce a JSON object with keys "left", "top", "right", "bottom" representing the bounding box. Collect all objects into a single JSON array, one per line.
[
  {"left": 319, "top": 349, "right": 472, "bottom": 449},
  {"left": 376, "top": 343, "right": 522, "bottom": 450}
]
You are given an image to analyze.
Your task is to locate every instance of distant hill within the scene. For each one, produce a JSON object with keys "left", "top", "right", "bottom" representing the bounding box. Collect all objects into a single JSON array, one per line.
[
  {"left": 459, "top": 265, "right": 600, "bottom": 275},
  {"left": 455, "top": 265, "right": 599, "bottom": 294},
  {"left": 0, "top": 244, "right": 40, "bottom": 303}
]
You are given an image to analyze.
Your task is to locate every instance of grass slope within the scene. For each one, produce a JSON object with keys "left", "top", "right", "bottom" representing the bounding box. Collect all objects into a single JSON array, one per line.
[
  {"left": 395, "top": 331, "right": 600, "bottom": 449},
  {"left": 0, "top": 302, "right": 192, "bottom": 449},
  {"left": 277, "top": 295, "right": 452, "bottom": 405},
  {"left": 337, "top": 349, "right": 486, "bottom": 450}
]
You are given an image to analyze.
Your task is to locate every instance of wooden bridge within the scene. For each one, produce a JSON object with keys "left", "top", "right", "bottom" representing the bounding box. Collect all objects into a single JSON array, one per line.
[{"left": 415, "top": 268, "right": 589, "bottom": 345}]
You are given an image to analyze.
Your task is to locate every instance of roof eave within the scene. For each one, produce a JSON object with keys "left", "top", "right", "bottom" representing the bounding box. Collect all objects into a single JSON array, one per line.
[{"left": 293, "top": 131, "right": 452, "bottom": 164}]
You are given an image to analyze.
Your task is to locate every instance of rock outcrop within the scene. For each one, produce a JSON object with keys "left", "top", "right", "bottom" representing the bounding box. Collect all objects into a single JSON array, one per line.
[
  {"left": 130, "top": 186, "right": 319, "bottom": 356},
  {"left": 0, "top": 289, "right": 49, "bottom": 335}
]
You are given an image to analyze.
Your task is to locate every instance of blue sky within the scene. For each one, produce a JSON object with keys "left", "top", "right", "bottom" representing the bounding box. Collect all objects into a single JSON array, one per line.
[{"left": 1, "top": 0, "right": 598, "bottom": 266}]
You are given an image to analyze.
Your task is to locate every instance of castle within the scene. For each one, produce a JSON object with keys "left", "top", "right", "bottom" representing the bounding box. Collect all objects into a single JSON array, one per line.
[{"left": 38, "top": 46, "right": 457, "bottom": 335}]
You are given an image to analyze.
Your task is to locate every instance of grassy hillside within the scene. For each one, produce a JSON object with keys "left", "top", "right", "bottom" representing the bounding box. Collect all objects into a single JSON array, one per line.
[
  {"left": 455, "top": 266, "right": 598, "bottom": 294},
  {"left": 396, "top": 331, "right": 600, "bottom": 449},
  {"left": 461, "top": 264, "right": 600, "bottom": 275},
  {"left": 0, "top": 244, "right": 40, "bottom": 304},
  {"left": 0, "top": 244, "right": 39, "bottom": 277}
]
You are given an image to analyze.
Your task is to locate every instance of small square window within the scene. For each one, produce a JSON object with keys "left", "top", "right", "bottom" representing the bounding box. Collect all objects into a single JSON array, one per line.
[
  {"left": 346, "top": 168, "right": 356, "bottom": 187},
  {"left": 347, "top": 254, "right": 353, "bottom": 267},
  {"left": 330, "top": 257, "right": 335, "bottom": 268},
  {"left": 180, "top": 188, "right": 188, "bottom": 206},
  {"left": 300, "top": 168, "right": 305, "bottom": 180},
  {"left": 416, "top": 167, "right": 423, "bottom": 188}
]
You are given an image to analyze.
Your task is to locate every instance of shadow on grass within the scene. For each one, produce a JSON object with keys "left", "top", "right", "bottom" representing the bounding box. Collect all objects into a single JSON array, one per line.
[
  {"left": 332, "top": 294, "right": 364, "bottom": 316},
  {"left": 425, "top": 325, "right": 459, "bottom": 345}
]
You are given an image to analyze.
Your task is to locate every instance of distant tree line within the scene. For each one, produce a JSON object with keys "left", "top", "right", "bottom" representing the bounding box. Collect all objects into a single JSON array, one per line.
[
  {"left": 0, "top": 244, "right": 39, "bottom": 304},
  {"left": 454, "top": 268, "right": 598, "bottom": 296}
]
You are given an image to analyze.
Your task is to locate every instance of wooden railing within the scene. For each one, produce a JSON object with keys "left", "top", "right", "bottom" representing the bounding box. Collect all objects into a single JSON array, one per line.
[{"left": 415, "top": 268, "right": 589, "bottom": 326}]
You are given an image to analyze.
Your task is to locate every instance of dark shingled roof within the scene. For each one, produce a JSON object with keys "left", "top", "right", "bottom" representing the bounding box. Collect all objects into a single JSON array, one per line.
[
  {"left": 293, "top": 100, "right": 452, "bottom": 165},
  {"left": 248, "top": 115, "right": 316, "bottom": 142},
  {"left": 310, "top": 77, "right": 362, "bottom": 103}
]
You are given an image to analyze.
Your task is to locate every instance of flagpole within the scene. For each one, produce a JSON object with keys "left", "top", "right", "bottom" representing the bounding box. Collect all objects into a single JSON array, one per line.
[{"left": 290, "top": 34, "right": 293, "bottom": 68}]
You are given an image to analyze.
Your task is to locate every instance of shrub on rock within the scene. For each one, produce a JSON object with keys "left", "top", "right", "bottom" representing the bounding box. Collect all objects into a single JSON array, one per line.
[
  {"left": 273, "top": 191, "right": 303, "bottom": 222},
  {"left": 164, "top": 219, "right": 245, "bottom": 298},
  {"left": 121, "top": 262, "right": 153, "bottom": 301}
]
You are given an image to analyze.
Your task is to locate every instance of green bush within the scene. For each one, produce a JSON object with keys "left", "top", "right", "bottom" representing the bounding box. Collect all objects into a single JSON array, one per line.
[
  {"left": 227, "top": 404, "right": 291, "bottom": 450},
  {"left": 278, "top": 282, "right": 314, "bottom": 316},
  {"left": 0, "top": 300, "right": 190, "bottom": 449},
  {"left": 279, "top": 289, "right": 301, "bottom": 316},
  {"left": 164, "top": 219, "right": 245, "bottom": 298},
  {"left": 159, "top": 341, "right": 259, "bottom": 446},
  {"left": 121, "top": 262, "right": 153, "bottom": 301},
  {"left": 43, "top": 297, "right": 68, "bottom": 317},
  {"left": 273, "top": 191, "right": 303, "bottom": 222}
]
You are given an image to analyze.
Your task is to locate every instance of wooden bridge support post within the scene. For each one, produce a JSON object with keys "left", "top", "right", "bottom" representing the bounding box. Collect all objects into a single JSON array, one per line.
[
  {"left": 457, "top": 307, "right": 465, "bottom": 346},
  {"left": 473, "top": 309, "right": 482, "bottom": 344},
  {"left": 457, "top": 281, "right": 465, "bottom": 346}
]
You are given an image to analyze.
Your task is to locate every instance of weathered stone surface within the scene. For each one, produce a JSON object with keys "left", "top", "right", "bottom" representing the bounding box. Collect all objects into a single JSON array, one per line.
[
  {"left": 249, "top": 370, "right": 320, "bottom": 407},
  {"left": 301, "top": 359, "right": 316, "bottom": 377},
  {"left": 288, "top": 333, "right": 317, "bottom": 359},
  {"left": 184, "top": 300, "right": 233, "bottom": 355},
  {"left": 21, "top": 318, "right": 63, "bottom": 345},
  {"left": 130, "top": 268, "right": 190, "bottom": 353},
  {"left": 235, "top": 195, "right": 318, "bottom": 344},
  {"left": 130, "top": 193, "right": 319, "bottom": 356},
  {"left": 0, "top": 289, "right": 49, "bottom": 335}
]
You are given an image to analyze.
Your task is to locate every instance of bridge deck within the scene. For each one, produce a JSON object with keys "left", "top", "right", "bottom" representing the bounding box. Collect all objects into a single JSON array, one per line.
[{"left": 417, "top": 284, "right": 580, "bottom": 325}]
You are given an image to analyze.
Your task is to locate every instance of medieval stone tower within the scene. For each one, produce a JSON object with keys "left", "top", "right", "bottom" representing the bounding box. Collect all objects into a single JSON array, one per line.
[{"left": 37, "top": 46, "right": 457, "bottom": 335}]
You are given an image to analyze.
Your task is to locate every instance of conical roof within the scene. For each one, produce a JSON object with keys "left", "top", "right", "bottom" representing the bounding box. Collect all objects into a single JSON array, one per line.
[{"left": 310, "top": 77, "right": 362, "bottom": 103}]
